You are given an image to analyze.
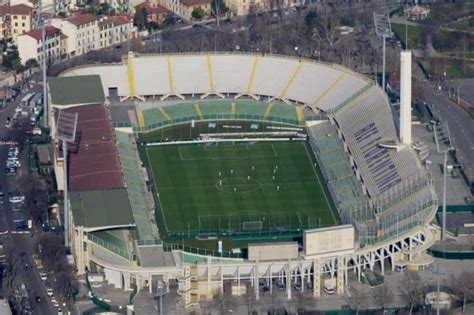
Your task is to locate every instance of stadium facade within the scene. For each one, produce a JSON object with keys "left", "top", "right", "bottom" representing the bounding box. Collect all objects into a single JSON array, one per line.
[{"left": 49, "top": 52, "right": 438, "bottom": 308}]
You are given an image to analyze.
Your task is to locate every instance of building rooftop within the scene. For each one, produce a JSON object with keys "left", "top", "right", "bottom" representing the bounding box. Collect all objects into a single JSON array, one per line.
[
  {"left": 68, "top": 13, "right": 97, "bottom": 26},
  {"left": 0, "top": 4, "right": 33, "bottom": 16},
  {"left": 48, "top": 75, "right": 105, "bottom": 106},
  {"left": 62, "top": 104, "right": 124, "bottom": 192},
  {"left": 70, "top": 189, "right": 135, "bottom": 229},
  {"left": 23, "top": 26, "right": 63, "bottom": 42},
  {"left": 98, "top": 14, "right": 132, "bottom": 27},
  {"left": 134, "top": 1, "right": 169, "bottom": 14},
  {"left": 180, "top": 0, "right": 211, "bottom": 6}
]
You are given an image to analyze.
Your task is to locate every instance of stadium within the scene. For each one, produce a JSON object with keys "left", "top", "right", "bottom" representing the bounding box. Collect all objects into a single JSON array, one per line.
[{"left": 49, "top": 52, "right": 437, "bottom": 308}]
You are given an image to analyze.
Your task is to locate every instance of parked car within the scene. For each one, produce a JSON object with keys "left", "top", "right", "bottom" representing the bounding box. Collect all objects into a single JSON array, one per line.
[
  {"left": 40, "top": 272, "right": 47, "bottom": 281},
  {"left": 9, "top": 196, "right": 24, "bottom": 203},
  {"left": 46, "top": 288, "right": 53, "bottom": 297}
]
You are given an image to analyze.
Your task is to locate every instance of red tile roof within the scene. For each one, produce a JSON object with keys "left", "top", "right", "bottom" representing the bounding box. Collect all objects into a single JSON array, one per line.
[
  {"left": 60, "top": 105, "right": 125, "bottom": 192},
  {"left": 134, "top": 1, "right": 169, "bottom": 14},
  {"left": 68, "top": 13, "right": 97, "bottom": 26},
  {"left": 0, "top": 4, "right": 33, "bottom": 16},
  {"left": 180, "top": 0, "right": 211, "bottom": 6},
  {"left": 23, "top": 26, "right": 64, "bottom": 42},
  {"left": 98, "top": 14, "right": 132, "bottom": 27}
]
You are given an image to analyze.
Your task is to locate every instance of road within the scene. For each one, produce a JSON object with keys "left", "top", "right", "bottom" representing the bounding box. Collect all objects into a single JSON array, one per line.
[
  {"left": 421, "top": 81, "right": 474, "bottom": 185},
  {"left": 0, "top": 88, "right": 56, "bottom": 314}
]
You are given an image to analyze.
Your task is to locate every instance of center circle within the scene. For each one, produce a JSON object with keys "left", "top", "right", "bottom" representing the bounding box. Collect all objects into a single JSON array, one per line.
[{"left": 215, "top": 177, "right": 261, "bottom": 193}]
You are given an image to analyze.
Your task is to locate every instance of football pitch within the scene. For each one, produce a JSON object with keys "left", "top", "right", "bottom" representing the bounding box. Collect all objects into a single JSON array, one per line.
[{"left": 146, "top": 141, "right": 337, "bottom": 235}]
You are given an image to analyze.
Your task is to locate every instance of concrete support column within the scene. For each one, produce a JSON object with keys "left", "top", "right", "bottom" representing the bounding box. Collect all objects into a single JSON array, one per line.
[
  {"left": 269, "top": 265, "right": 272, "bottom": 294},
  {"left": 286, "top": 261, "right": 291, "bottom": 299},
  {"left": 357, "top": 256, "right": 361, "bottom": 282},
  {"left": 149, "top": 275, "right": 153, "bottom": 294},
  {"left": 237, "top": 266, "right": 240, "bottom": 291},
  {"left": 300, "top": 266, "right": 304, "bottom": 293},
  {"left": 254, "top": 263, "right": 259, "bottom": 301},
  {"left": 207, "top": 256, "right": 212, "bottom": 300},
  {"left": 313, "top": 259, "right": 320, "bottom": 298},
  {"left": 220, "top": 266, "right": 224, "bottom": 296},
  {"left": 344, "top": 259, "right": 349, "bottom": 285},
  {"left": 380, "top": 250, "right": 385, "bottom": 276},
  {"left": 123, "top": 272, "right": 131, "bottom": 290},
  {"left": 337, "top": 256, "right": 344, "bottom": 295}
]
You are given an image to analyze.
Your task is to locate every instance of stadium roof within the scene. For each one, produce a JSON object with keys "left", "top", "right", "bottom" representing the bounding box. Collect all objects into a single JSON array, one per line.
[
  {"left": 48, "top": 75, "right": 105, "bottom": 107},
  {"left": 64, "top": 104, "right": 124, "bottom": 192},
  {"left": 70, "top": 189, "right": 135, "bottom": 230}
]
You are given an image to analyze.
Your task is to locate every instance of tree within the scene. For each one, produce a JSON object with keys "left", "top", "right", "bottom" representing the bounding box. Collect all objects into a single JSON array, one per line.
[
  {"left": 304, "top": 10, "right": 319, "bottom": 33},
  {"left": 163, "top": 14, "right": 177, "bottom": 27},
  {"left": 211, "top": 0, "right": 227, "bottom": 17},
  {"left": 36, "top": 234, "right": 78, "bottom": 300},
  {"left": 373, "top": 283, "right": 394, "bottom": 311},
  {"left": 17, "top": 173, "right": 49, "bottom": 225},
  {"left": 452, "top": 272, "right": 474, "bottom": 313},
  {"left": 147, "top": 21, "right": 159, "bottom": 31},
  {"left": 7, "top": 117, "right": 31, "bottom": 151},
  {"left": 191, "top": 7, "right": 205, "bottom": 20},
  {"left": 402, "top": 273, "right": 424, "bottom": 314},
  {"left": 346, "top": 288, "right": 367, "bottom": 314},
  {"left": 133, "top": 8, "right": 148, "bottom": 31},
  {"left": 98, "top": 2, "right": 111, "bottom": 16},
  {"left": 3, "top": 49, "right": 22, "bottom": 72},
  {"left": 24, "top": 58, "right": 39, "bottom": 70}
]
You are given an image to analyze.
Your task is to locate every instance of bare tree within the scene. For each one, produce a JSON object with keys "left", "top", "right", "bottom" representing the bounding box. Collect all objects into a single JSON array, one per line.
[
  {"left": 314, "top": 7, "right": 341, "bottom": 61},
  {"left": 402, "top": 273, "right": 424, "bottom": 314},
  {"left": 17, "top": 173, "right": 49, "bottom": 225},
  {"left": 452, "top": 272, "right": 474, "bottom": 313},
  {"left": 7, "top": 117, "right": 31, "bottom": 152},
  {"left": 373, "top": 283, "right": 394, "bottom": 312},
  {"left": 3, "top": 244, "right": 21, "bottom": 289},
  {"left": 347, "top": 289, "right": 367, "bottom": 314}
]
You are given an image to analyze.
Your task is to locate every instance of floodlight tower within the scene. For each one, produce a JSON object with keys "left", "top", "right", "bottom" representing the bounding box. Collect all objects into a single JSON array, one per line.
[
  {"left": 374, "top": 13, "right": 393, "bottom": 92},
  {"left": 400, "top": 51, "right": 412, "bottom": 145},
  {"left": 432, "top": 123, "right": 454, "bottom": 241},
  {"left": 35, "top": 1, "right": 54, "bottom": 128},
  {"left": 56, "top": 111, "right": 78, "bottom": 247}
]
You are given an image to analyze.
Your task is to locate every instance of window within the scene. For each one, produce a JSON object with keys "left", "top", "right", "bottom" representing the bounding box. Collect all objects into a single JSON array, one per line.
[
  {"left": 22, "top": 23, "right": 25, "bottom": 27},
  {"left": 22, "top": 16, "right": 26, "bottom": 20},
  {"left": 13, "top": 15, "right": 17, "bottom": 19},
  {"left": 14, "top": 22, "right": 18, "bottom": 26}
]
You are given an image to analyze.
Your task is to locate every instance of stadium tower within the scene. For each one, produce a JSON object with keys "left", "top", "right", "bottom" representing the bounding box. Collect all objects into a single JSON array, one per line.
[{"left": 400, "top": 51, "right": 412, "bottom": 145}]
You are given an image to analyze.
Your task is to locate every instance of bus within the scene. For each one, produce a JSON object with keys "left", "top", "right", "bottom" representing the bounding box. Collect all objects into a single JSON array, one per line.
[{"left": 21, "top": 93, "right": 35, "bottom": 106}]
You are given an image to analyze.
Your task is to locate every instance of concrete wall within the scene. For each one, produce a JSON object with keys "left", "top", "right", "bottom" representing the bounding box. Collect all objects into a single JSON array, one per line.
[{"left": 248, "top": 242, "right": 298, "bottom": 261}]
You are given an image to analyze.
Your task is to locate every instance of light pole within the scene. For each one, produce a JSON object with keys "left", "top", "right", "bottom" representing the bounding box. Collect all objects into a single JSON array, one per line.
[
  {"left": 35, "top": 1, "right": 54, "bottom": 128},
  {"left": 432, "top": 122, "right": 454, "bottom": 241},
  {"left": 56, "top": 111, "right": 78, "bottom": 247},
  {"left": 374, "top": 13, "right": 393, "bottom": 92}
]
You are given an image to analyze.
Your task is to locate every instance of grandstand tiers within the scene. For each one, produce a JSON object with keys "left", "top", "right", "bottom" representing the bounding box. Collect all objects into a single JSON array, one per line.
[
  {"left": 58, "top": 53, "right": 438, "bottom": 249},
  {"left": 60, "top": 53, "right": 370, "bottom": 113}
]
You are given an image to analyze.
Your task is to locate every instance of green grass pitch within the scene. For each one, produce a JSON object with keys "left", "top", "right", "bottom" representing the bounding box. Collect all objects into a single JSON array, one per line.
[{"left": 146, "top": 141, "right": 337, "bottom": 234}]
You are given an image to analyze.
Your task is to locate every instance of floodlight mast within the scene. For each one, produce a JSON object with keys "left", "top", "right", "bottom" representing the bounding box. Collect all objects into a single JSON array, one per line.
[
  {"left": 36, "top": 1, "right": 54, "bottom": 128},
  {"left": 56, "top": 111, "right": 78, "bottom": 247},
  {"left": 373, "top": 13, "right": 393, "bottom": 92},
  {"left": 432, "top": 122, "right": 454, "bottom": 241}
]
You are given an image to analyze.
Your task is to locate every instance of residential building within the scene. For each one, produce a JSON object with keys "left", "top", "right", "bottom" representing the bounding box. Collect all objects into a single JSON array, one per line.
[
  {"left": 0, "top": 4, "right": 33, "bottom": 42},
  {"left": 224, "top": 0, "right": 299, "bottom": 16},
  {"left": 178, "top": 0, "right": 211, "bottom": 20},
  {"left": 51, "top": 13, "right": 97, "bottom": 57},
  {"left": 98, "top": 15, "right": 133, "bottom": 49},
  {"left": 17, "top": 26, "right": 67, "bottom": 65},
  {"left": 134, "top": 1, "right": 170, "bottom": 24}
]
